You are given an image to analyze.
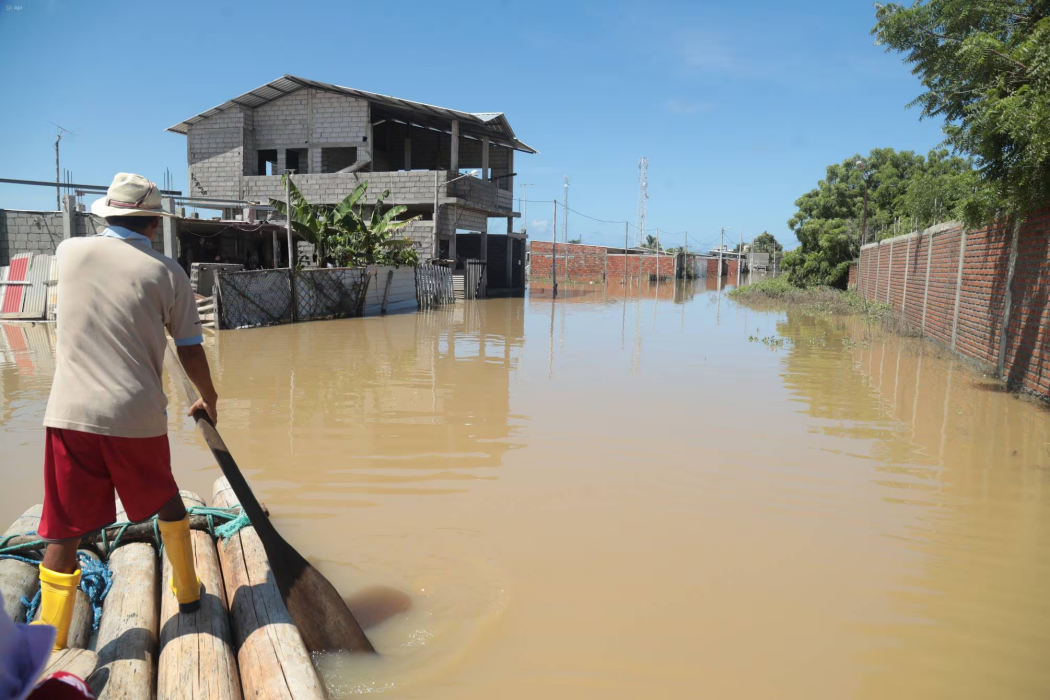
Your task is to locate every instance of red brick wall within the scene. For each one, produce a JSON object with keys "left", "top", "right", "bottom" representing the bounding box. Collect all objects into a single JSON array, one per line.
[
  {"left": 848, "top": 263, "right": 858, "bottom": 289},
  {"left": 857, "top": 209, "right": 1050, "bottom": 399},
  {"left": 530, "top": 242, "right": 675, "bottom": 282}
]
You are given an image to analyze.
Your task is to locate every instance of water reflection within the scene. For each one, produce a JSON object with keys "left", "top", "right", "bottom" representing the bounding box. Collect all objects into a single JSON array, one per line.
[
  {"left": 777, "top": 312, "right": 1050, "bottom": 698},
  {"left": 194, "top": 301, "right": 526, "bottom": 517}
]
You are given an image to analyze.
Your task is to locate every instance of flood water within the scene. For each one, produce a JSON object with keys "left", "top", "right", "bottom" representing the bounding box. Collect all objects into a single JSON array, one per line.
[{"left": 2, "top": 276, "right": 1050, "bottom": 699}]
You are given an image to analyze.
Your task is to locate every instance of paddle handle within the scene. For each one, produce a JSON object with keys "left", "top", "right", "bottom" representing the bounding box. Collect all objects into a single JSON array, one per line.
[{"left": 164, "top": 345, "right": 273, "bottom": 534}]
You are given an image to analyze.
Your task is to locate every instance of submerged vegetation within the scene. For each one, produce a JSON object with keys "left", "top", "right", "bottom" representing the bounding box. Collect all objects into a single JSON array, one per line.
[{"left": 730, "top": 277, "right": 919, "bottom": 336}]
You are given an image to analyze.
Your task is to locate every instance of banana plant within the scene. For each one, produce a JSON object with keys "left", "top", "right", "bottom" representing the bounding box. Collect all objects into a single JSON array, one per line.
[{"left": 269, "top": 176, "right": 368, "bottom": 267}]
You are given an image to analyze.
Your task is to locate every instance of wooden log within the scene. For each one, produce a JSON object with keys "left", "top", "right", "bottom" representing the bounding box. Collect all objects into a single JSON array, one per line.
[
  {"left": 212, "top": 477, "right": 325, "bottom": 700},
  {"left": 90, "top": 502, "right": 159, "bottom": 700},
  {"left": 43, "top": 648, "right": 99, "bottom": 681},
  {"left": 1, "top": 505, "right": 42, "bottom": 622},
  {"left": 157, "top": 491, "right": 241, "bottom": 700}
]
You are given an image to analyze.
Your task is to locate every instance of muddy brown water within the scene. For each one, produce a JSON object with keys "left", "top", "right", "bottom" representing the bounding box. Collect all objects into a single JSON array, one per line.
[{"left": 2, "top": 277, "right": 1049, "bottom": 699}]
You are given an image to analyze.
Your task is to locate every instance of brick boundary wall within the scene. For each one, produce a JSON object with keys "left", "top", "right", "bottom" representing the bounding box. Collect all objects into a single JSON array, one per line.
[
  {"left": 857, "top": 208, "right": 1050, "bottom": 399},
  {"left": 529, "top": 242, "right": 675, "bottom": 282}
]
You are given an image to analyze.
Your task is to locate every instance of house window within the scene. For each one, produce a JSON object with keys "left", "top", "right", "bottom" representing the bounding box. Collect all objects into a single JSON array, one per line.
[
  {"left": 286, "top": 148, "right": 308, "bottom": 175},
  {"left": 257, "top": 150, "right": 277, "bottom": 176},
  {"left": 322, "top": 147, "right": 358, "bottom": 173}
]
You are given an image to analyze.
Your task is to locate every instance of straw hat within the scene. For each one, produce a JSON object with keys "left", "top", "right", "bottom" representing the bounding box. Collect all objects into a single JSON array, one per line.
[{"left": 90, "top": 172, "right": 174, "bottom": 219}]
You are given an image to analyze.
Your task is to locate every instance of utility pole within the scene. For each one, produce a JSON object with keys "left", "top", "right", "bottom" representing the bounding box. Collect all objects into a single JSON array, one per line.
[
  {"left": 551, "top": 200, "right": 558, "bottom": 297},
  {"left": 684, "top": 231, "right": 688, "bottom": 280},
  {"left": 520, "top": 183, "right": 533, "bottom": 236},
  {"left": 284, "top": 170, "right": 295, "bottom": 268},
  {"left": 623, "top": 222, "right": 629, "bottom": 284},
  {"left": 772, "top": 235, "right": 778, "bottom": 277},
  {"left": 563, "top": 176, "right": 569, "bottom": 243},
  {"left": 738, "top": 225, "right": 743, "bottom": 286},
  {"left": 49, "top": 122, "right": 74, "bottom": 210},
  {"left": 655, "top": 227, "right": 660, "bottom": 280},
  {"left": 719, "top": 227, "right": 725, "bottom": 278},
  {"left": 637, "top": 157, "right": 648, "bottom": 247}
]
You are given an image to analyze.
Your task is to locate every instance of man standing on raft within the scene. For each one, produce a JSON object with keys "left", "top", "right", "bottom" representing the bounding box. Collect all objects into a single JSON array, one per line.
[{"left": 34, "top": 173, "right": 219, "bottom": 650}]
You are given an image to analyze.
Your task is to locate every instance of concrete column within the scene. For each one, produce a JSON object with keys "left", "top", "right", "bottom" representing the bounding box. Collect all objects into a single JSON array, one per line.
[
  {"left": 404, "top": 136, "right": 412, "bottom": 171},
  {"left": 902, "top": 237, "right": 912, "bottom": 311},
  {"left": 874, "top": 242, "right": 881, "bottom": 302},
  {"left": 921, "top": 229, "right": 934, "bottom": 331},
  {"left": 61, "top": 195, "right": 76, "bottom": 240},
  {"left": 309, "top": 147, "right": 320, "bottom": 175},
  {"left": 448, "top": 206, "right": 457, "bottom": 263},
  {"left": 997, "top": 219, "right": 1021, "bottom": 377},
  {"left": 950, "top": 231, "right": 967, "bottom": 351},
  {"left": 480, "top": 223, "right": 488, "bottom": 298},
  {"left": 450, "top": 120, "right": 460, "bottom": 173},
  {"left": 482, "top": 136, "right": 490, "bottom": 180},
  {"left": 366, "top": 123, "right": 374, "bottom": 164},
  {"left": 277, "top": 149, "right": 287, "bottom": 175},
  {"left": 886, "top": 240, "right": 894, "bottom": 305},
  {"left": 161, "top": 197, "right": 177, "bottom": 259},
  {"left": 506, "top": 218, "right": 514, "bottom": 289}
]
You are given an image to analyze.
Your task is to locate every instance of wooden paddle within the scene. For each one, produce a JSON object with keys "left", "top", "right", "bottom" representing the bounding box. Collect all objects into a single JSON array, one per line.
[{"left": 164, "top": 344, "right": 375, "bottom": 654}]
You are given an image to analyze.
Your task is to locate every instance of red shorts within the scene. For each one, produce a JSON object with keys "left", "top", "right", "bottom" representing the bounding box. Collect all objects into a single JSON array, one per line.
[{"left": 39, "top": 428, "right": 179, "bottom": 541}]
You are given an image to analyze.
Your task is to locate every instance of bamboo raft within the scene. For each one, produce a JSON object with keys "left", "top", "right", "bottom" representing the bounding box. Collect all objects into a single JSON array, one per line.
[{"left": 0, "top": 477, "right": 327, "bottom": 699}]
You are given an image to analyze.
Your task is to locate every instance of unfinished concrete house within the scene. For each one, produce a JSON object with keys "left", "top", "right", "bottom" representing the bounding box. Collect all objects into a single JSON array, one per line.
[{"left": 166, "top": 75, "right": 536, "bottom": 296}]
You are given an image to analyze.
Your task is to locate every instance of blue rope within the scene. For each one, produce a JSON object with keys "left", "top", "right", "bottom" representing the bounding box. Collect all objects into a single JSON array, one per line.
[{"left": 213, "top": 510, "right": 250, "bottom": 542}]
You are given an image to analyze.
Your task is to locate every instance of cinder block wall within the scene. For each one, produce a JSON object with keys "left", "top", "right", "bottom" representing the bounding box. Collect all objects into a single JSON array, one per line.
[
  {"left": 0, "top": 210, "right": 64, "bottom": 265},
  {"left": 857, "top": 210, "right": 1050, "bottom": 398}
]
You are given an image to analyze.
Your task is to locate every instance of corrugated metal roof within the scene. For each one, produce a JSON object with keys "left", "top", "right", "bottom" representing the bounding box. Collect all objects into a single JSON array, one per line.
[{"left": 167, "top": 75, "right": 537, "bottom": 154}]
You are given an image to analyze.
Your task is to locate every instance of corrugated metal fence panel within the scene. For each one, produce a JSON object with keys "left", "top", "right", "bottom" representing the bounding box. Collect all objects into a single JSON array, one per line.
[
  {"left": 363, "top": 266, "right": 418, "bottom": 316},
  {"left": 46, "top": 256, "right": 59, "bottom": 320},
  {"left": 0, "top": 254, "right": 31, "bottom": 318},
  {"left": 18, "top": 255, "right": 50, "bottom": 319}
]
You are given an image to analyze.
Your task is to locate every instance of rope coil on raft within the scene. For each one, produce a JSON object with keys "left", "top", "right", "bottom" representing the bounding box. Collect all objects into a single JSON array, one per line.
[{"left": 0, "top": 505, "right": 253, "bottom": 627}]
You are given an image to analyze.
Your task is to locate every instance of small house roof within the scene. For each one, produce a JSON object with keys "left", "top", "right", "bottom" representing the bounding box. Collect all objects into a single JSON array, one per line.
[{"left": 166, "top": 74, "right": 537, "bottom": 154}]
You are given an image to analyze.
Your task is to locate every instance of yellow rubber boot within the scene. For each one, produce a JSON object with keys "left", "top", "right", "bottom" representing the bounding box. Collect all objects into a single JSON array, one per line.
[
  {"left": 159, "top": 516, "right": 201, "bottom": 613},
  {"left": 33, "top": 565, "right": 82, "bottom": 651}
]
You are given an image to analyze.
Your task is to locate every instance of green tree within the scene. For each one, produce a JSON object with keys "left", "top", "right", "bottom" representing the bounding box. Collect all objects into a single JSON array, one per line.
[
  {"left": 568, "top": 237, "right": 582, "bottom": 244},
  {"left": 873, "top": 1, "right": 1050, "bottom": 223},
  {"left": 751, "top": 232, "right": 783, "bottom": 254},
  {"left": 640, "top": 234, "right": 662, "bottom": 251},
  {"left": 782, "top": 148, "right": 976, "bottom": 288}
]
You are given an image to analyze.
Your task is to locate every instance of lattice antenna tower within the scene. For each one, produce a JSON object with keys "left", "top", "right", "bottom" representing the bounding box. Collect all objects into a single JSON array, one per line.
[{"left": 636, "top": 157, "right": 649, "bottom": 247}]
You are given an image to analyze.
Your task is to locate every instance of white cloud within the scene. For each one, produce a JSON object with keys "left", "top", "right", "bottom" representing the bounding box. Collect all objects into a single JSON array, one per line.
[{"left": 529, "top": 219, "right": 550, "bottom": 234}]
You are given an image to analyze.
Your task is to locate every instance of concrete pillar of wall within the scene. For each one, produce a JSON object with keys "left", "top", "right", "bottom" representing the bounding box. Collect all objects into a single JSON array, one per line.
[
  {"left": 404, "top": 137, "right": 412, "bottom": 171},
  {"left": 448, "top": 206, "right": 457, "bottom": 263},
  {"left": 309, "top": 148, "right": 321, "bottom": 175},
  {"left": 874, "top": 242, "right": 881, "bottom": 301},
  {"left": 921, "top": 230, "right": 934, "bottom": 331},
  {"left": 61, "top": 195, "right": 76, "bottom": 240},
  {"left": 902, "top": 237, "right": 912, "bottom": 311},
  {"left": 277, "top": 149, "right": 287, "bottom": 175},
  {"left": 162, "top": 197, "right": 177, "bottom": 259},
  {"left": 886, "top": 240, "right": 894, "bottom": 305},
  {"left": 367, "top": 123, "right": 374, "bottom": 166},
  {"left": 506, "top": 218, "right": 514, "bottom": 288},
  {"left": 450, "top": 120, "right": 460, "bottom": 173},
  {"left": 482, "top": 137, "right": 490, "bottom": 180},
  {"left": 950, "top": 231, "right": 967, "bottom": 351},
  {"left": 997, "top": 219, "right": 1021, "bottom": 377},
  {"left": 480, "top": 224, "right": 488, "bottom": 297}
]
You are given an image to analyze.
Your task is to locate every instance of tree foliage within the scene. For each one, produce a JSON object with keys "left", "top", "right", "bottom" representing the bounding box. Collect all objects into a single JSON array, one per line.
[
  {"left": 782, "top": 148, "right": 977, "bottom": 288},
  {"left": 640, "top": 234, "right": 662, "bottom": 251},
  {"left": 270, "top": 176, "right": 421, "bottom": 268},
  {"left": 751, "top": 232, "right": 783, "bottom": 254},
  {"left": 873, "top": 1, "right": 1050, "bottom": 222}
]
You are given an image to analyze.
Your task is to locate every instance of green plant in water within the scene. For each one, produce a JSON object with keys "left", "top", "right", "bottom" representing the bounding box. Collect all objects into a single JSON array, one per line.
[{"left": 270, "top": 176, "right": 421, "bottom": 268}]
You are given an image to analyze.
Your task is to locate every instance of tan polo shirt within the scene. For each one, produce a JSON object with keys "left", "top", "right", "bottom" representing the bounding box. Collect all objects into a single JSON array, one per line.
[{"left": 44, "top": 227, "right": 202, "bottom": 438}]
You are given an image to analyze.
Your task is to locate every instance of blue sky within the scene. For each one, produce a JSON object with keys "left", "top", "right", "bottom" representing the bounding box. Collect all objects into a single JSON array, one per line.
[{"left": 0, "top": 0, "right": 945, "bottom": 251}]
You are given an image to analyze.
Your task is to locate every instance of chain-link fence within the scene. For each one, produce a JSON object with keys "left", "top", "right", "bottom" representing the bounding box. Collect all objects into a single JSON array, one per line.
[
  {"left": 216, "top": 269, "right": 294, "bottom": 329},
  {"left": 216, "top": 267, "right": 376, "bottom": 329},
  {"left": 294, "top": 268, "right": 369, "bottom": 322}
]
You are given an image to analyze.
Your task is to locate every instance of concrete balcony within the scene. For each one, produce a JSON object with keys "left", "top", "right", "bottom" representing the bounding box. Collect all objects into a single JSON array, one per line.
[{"left": 242, "top": 171, "right": 514, "bottom": 215}]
